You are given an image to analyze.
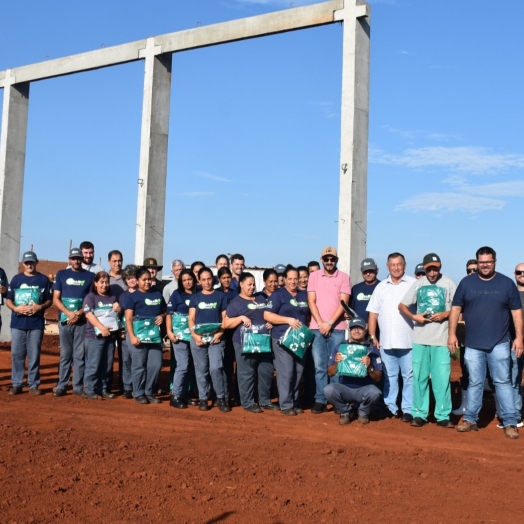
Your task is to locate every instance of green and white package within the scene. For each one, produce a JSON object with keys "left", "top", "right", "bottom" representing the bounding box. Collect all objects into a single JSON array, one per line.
[
  {"left": 60, "top": 297, "right": 83, "bottom": 323},
  {"left": 279, "top": 324, "right": 314, "bottom": 359},
  {"left": 172, "top": 313, "right": 191, "bottom": 342},
  {"left": 241, "top": 325, "right": 272, "bottom": 354},
  {"left": 14, "top": 287, "right": 40, "bottom": 307},
  {"left": 416, "top": 285, "right": 445, "bottom": 316},
  {"left": 93, "top": 307, "right": 120, "bottom": 336},
  {"left": 337, "top": 343, "right": 368, "bottom": 378},
  {"left": 132, "top": 318, "right": 161, "bottom": 344}
]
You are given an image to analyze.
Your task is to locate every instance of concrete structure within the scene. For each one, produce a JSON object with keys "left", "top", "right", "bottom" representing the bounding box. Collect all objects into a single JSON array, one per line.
[{"left": 0, "top": 0, "right": 370, "bottom": 339}]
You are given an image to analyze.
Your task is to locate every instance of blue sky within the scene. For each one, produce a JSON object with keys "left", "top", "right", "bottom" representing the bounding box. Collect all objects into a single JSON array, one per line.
[{"left": 1, "top": 0, "right": 523, "bottom": 283}]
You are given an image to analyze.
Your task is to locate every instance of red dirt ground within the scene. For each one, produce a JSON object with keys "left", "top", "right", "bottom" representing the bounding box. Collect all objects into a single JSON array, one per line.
[{"left": 1, "top": 337, "right": 523, "bottom": 524}]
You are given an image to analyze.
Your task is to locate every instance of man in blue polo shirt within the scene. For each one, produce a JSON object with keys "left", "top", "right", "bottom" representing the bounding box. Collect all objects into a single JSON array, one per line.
[
  {"left": 6, "top": 251, "right": 52, "bottom": 395},
  {"left": 52, "top": 247, "right": 95, "bottom": 397},
  {"left": 324, "top": 317, "right": 383, "bottom": 425},
  {"left": 448, "top": 246, "right": 523, "bottom": 439},
  {"left": 349, "top": 258, "right": 381, "bottom": 323}
]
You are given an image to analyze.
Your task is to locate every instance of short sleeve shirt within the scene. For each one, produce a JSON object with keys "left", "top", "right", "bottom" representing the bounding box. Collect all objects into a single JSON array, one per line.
[
  {"left": 167, "top": 290, "right": 192, "bottom": 315},
  {"left": 349, "top": 280, "right": 380, "bottom": 322},
  {"left": 188, "top": 290, "right": 228, "bottom": 324},
  {"left": 125, "top": 290, "right": 166, "bottom": 318},
  {"left": 226, "top": 295, "right": 271, "bottom": 344},
  {"left": 266, "top": 287, "right": 309, "bottom": 339},
  {"left": 82, "top": 292, "right": 117, "bottom": 340},
  {"left": 52, "top": 268, "right": 94, "bottom": 300}
]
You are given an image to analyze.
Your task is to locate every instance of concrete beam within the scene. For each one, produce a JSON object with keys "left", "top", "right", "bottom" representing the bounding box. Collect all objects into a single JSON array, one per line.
[
  {"left": 134, "top": 39, "right": 172, "bottom": 272},
  {"left": 336, "top": 0, "right": 370, "bottom": 282},
  {"left": 0, "top": 76, "right": 30, "bottom": 341}
]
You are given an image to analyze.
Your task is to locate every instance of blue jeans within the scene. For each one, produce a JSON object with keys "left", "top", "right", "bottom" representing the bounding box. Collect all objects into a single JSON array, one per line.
[
  {"left": 11, "top": 328, "right": 44, "bottom": 388},
  {"left": 311, "top": 329, "right": 345, "bottom": 404},
  {"left": 380, "top": 348, "right": 413, "bottom": 415},
  {"left": 465, "top": 340, "right": 519, "bottom": 426},
  {"left": 57, "top": 322, "right": 87, "bottom": 392},
  {"left": 84, "top": 337, "right": 115, "bottom": 394}
]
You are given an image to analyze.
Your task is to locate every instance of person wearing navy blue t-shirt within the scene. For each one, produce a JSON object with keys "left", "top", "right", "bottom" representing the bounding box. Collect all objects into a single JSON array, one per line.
[
  {"left": 324, "top": 318, "right": 383, "bottom": 426},
  {"left": 264, "top": 267, "right": 310, "bottom": 416},
  {"left": 448, "top": 246, "right": 523, "bottom": 439},
  {"left": 5, "top": 251, "right": 52, "bottom": 395},
  {"left": 224, "top": 272, "right": 276, "bottom": 413},
  {"left": 52, "top": 247, "right": 95, "bottom": 397},
  {"left": 188, "top": 267, "right": 229, "bottom": 412},
  {"left": 166, "top": 268, "right": 196, "bottom": 409},
  {"left": 125, "top": 267, "right": 166, "bottom": 405}
]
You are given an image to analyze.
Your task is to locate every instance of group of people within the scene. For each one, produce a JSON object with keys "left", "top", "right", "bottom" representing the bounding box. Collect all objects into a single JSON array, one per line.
[{"left": 4, "top": 241, "right": 523, "bottom": 440}]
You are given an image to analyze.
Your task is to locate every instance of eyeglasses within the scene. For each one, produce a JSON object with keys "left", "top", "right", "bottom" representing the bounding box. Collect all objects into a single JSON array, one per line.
[
  {"left": 516, "top": 271, "right": 524, "bottom": 276},
  {"left": 323, "top": 257, "right": 336, "bottom": 263},
  {"left": 466, "top": 268, "right": 478, "bottom": 274}
]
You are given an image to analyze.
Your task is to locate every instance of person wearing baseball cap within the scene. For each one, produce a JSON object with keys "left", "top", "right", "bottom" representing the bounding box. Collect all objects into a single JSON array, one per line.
[
  {"left": 52, "top": 247, "right": 95, "bottom": 397},
  {"left": 414, "top": 264, "right": 425, "bottom": 279},
  {"left": 274, "top": 264, "right": 286, "bottom": 288},
  {"left": 349, "top": 258, "right": 381, "bottom": 324},
  {"left": 5, "top": 251, "right": 52, "bottom": 396},
  {"left": 324, "top": 317, "right": 383, "bottom": 426},
  {"left": 307, "top": 246, "right": 351, "bottom": 414},
  {"left": 399, "top": 253, "right": 457, "bottom": 428},
  {"left": 143, "top": 257, "right": 165, "bottom": 293}
]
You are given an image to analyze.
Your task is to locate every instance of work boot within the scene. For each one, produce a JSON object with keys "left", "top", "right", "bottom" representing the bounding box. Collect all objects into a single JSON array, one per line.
[{"left": 456, "top": 419, "right": 478, "bottom": 432}]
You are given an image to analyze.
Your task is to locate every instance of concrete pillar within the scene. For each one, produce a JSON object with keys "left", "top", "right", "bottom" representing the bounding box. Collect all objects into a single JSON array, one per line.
[
  {"left": 336, "top": 1, "right": 370, "bottom": 283},
  {"left": 0, "top": 73, "right": 30, "bottom": 341},
  {"left": 135, "top": 38, "right": 172, "bottom": 274}
]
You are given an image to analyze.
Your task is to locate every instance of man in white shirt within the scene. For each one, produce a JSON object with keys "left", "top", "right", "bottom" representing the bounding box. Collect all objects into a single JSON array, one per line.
[{"left": 367, "top": 252, "right": 415, "bottom": 422}]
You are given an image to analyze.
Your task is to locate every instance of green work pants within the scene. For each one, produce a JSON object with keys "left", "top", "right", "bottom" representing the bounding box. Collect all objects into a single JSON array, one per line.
[{"left": 411, "top": 343, "right": 451, "bottom": 421}]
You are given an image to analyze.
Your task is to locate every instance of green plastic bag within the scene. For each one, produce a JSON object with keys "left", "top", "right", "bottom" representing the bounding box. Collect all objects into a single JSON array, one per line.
[
  {"left": 241, "top": 325, "right": 272, "bottom": 354},
  {"left": 416, "top": 285, "right": 445, "bottom": 316},
  {"left": 279, "top": 325, "right": 314, "bottom": 359},
  {"left": 132, "top": 318, "right": 161, "bottom": 344},
  {"left": 172, "top": 313, "right": 191, "bottom": 342},
  {"left": 14, "top": 287, "right": 40, "bottom": 306},
  {"left": 337, "top": 343, "right": 368, "bottom": 377},
  {"left": 60, "top": 297, "right": 83, "bottom": 323},
  {"left": 193, "top": 323, "right": 222, "bottom": 343}
]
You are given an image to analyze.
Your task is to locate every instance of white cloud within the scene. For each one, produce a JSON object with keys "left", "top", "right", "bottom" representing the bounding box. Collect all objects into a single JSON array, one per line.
[
  {"left": 371, "top": 146, "right": 524, "bottom": 174},
  {"left": 195, "top": 171, "right": 231, "bottom": 183},
  {"left": 309, "top": 100, "right": 337, "bottom": 119},
  {"left": 380, "top": 125, "right": 460, "bottom": 142},
  {"left": 396, "top": 192, "right": 505, "bottom": 213},
  {"left": 175, "top": 191, "right": 214, "bottom": 197},
  {"left": 443, "top": 175, "right": 524, "bottom": 197}
]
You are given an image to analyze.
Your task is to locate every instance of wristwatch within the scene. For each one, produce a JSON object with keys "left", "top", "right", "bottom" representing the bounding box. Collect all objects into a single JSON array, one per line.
[
  {"left": 368, "top": 365, "right": 375, "bottom": 374},
  {"left": 369, "top": 334, "right": 375, "bottom": 340}
]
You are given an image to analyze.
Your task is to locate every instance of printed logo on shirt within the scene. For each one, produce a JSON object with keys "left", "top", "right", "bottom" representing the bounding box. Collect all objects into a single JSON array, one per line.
[
  {"left": 65, "top": 278, "right": 86, "bottom": 286},
  {"left": 97, "top": 301, "right": 112, "bottom": 308},
  {"left": 356, "top": 292, "right": 372, "bottom": 302},
  {"left": 145, "top": 298, "right": 162, "bottom": 306},
  {"left": 198, "top": 301, "right": 217, "bottom": 310},
  {"left": 19, "top": 283, "right": 39, "bottom": 289},
  {"left": 185, "top": 299, "right": 190, "bottom": 306},
  {"left": 290, "top": 298, "right": 308, "bottom": 308},
  {"left": 247, "top": 302, "right": 272, "bottom": 310},
  {"left": 376, "top": 358, "right": 382, "bottom": 364}
]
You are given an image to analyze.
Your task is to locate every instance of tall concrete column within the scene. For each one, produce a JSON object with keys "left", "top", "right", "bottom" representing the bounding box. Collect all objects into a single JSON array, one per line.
[
  {"left": 135, "top": 38, "right": 172, "bottom": 273},
  {"left": 0, "top": 73, "right": 30, "bottom": 341},
  {"left": 336, "top": 1, "right": 370, "bottom": 283}
]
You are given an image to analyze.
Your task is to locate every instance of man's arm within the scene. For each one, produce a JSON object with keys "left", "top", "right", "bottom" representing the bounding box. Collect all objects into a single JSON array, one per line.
[
  {"left": 511, "top": 308, "right": 524, "bottom": 358},
  {"left": 367, "top": 312, "right": 380, "bottom": 348},
  {"left": 398, "top": 302, "right": 430, "bottom": 325},
  {"left": 447, "top": 305, "right": 462, "bottom": 354}
]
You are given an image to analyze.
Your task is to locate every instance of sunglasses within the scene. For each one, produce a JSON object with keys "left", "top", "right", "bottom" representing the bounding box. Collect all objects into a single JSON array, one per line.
[
  {"left": 516, "top": 271, "right": 524, "bottom": 276},
  {"left": 466, "top": 268, "right": 478, "bottom": 274},
  {"left": 323, "top": 257, "right": 337, "bottom": 262}
]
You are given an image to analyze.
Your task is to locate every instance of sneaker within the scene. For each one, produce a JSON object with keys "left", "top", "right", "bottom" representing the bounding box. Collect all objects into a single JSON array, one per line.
[
  {"left": 456, "top": 420, "right": 478, "bottom": 432},
  {"left": 29, "top": 387, "right": 44, "bottom": 396},
  {"left": 401, "top": 413, "right": 413, "bottom": 423},
  {"left": 53, "top": 388, "right": 66, "bottom": 397},
  {"left": 504, "top": 425, "right": 519, "bottom": 439},
  {"left": 339, "top": 413, "right": 352, "bottom": 425},
  {"left": 311, "top": 402, "right": 327, "bottom": 414},
  {"left": 410, "top": 417, "right": 425, "bottom": 427},
  {"left": 357, "top": 414, "right": 370, "bottom": 425},
  {"left": 8, "top": 387, "right": 23, "bottom": 395},
  {"left": 436, "top": 419, "right": 454, "bottom": 428},
  {"left": 217, "top": 398, "right": 231, "bottom": 413},
  {"left": 497, "top": 421, "right": 524, "bottom": 429}
]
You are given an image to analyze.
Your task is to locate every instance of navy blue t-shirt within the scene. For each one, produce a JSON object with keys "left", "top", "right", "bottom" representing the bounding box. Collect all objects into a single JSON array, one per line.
[
  {"left": 118, "top": 289, "right": 135, "bottom": 310},
  {"left": 83, "top": 292, "right": 117, "bottom": 340},
  {"left": 7, "top": 272, "right": 52, "bottom": 330},
  {"left": 349, "top": 280, "right": 380, "bottom": 322},
  {"left": 329, "top": 340, "right": 382, "bottom": 388},
  {"left": 167, "top": 290, "right": 192, "bottom": 315},
  {"left": 125, "top": 290, "right": 166, "bottom": 318},
  {"left": 189, "top": 290, "right": 227, "bottom": 324},
  {"left": 221, "top": 288, "right": 238, "bottom": 306},
  {"left": 452, "top": 272, "right": 521, "bottom": 349},
  {"left": 265, "top": 287, "right": 309, "bottom": 339},
  {"left": 226, "top": 295, "right": 271, "bottom": 344},
  {"left": 52, "top": 268, "right": 94, "bottom": 300}
]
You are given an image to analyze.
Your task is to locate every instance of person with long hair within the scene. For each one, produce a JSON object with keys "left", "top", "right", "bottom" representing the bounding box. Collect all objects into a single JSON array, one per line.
[
  {"left": 264, "top": 267, "right": 310, "bottom": 416},
  {"left": 83, "top": 271, "right": 122, "bottom": 399},
  {"left": 166, "top": 268, "right": 197, "bottom": 409},
  {"left": 188, "top": 267, "right": 229, "bottom": 412},
  {"left": 257, "top": 269, "right": 279, "bottom": 300},
  {"left": 125, "top": 267, "right": 166, "bottom": 405}
]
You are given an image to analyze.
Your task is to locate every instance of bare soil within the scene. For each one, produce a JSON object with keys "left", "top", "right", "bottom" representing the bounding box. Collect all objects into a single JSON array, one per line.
[{"left": 0, "top": 338, "right": 523, "bottom": 524}]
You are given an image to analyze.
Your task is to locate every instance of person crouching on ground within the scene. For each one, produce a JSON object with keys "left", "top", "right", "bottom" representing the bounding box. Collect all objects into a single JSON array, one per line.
[{"left": 324, "top": 318, "right": 383, "bottom": 426}]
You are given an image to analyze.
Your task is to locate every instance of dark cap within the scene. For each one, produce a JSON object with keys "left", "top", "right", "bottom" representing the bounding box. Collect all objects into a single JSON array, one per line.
[
  {"left": 22, "top": 251, "right": 38, "bottom": 263},
  {"left": 360, "top": 258, "right": 377, "bottom": 271},
  {"left": 274, "top": 264, "right": 286, "bottom": 274},
  {"left": 349, "top": 317, "right": 367, "bottom": 330},
  {"left": 423, "top": 253, "right": 441, "bottom": 269},
  {"left": 69, "top": 247, "right": 82, "bottom": 259},
  {"left": 415, "top": 263, "right": 425, "bottom": 275},
  {"left": 143, "top": 257, "right": 163, "bottom": 270}
]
